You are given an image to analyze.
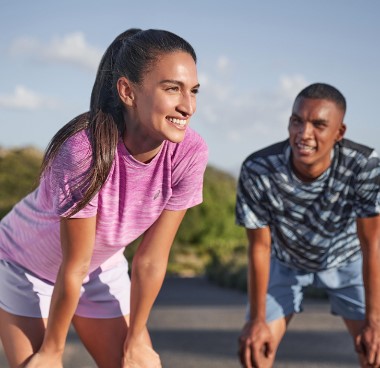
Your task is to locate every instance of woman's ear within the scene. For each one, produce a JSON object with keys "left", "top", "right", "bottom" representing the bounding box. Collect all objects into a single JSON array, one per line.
[{"left": 117, "top": 77, "right": 135, "bottom": 107}]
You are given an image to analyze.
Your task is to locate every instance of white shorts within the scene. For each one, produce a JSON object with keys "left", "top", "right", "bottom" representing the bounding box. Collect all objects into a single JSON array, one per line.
[{"left": 0, "top": 259, "right": 131, "bottom": 318}]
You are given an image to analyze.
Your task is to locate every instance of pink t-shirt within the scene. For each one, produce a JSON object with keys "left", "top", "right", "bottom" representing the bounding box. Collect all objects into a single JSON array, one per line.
[{"left": 0, "top": 127, "right": 208, "bottom": 282}]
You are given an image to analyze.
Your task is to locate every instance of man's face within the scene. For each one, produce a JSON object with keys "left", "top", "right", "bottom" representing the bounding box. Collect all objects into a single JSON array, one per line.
[{"left": 288, "top": 97, "right": 346, "bottom": 181}]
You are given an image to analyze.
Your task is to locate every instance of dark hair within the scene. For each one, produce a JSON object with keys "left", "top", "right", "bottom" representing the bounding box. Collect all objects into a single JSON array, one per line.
[
  {"left": 41, "top": 28, "right": 197, "bottom": 217},
  {"left": 296, "top": 83, "right": 346, "bottom": 113}
]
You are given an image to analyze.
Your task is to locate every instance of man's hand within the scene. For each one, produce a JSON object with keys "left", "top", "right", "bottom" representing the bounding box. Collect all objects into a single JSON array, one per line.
[
  {"left": 238, "top": 320, "right": 274, "bottom": 368},
  {"left": 355, "top": 321, "right": 380, "bottom": 367}
]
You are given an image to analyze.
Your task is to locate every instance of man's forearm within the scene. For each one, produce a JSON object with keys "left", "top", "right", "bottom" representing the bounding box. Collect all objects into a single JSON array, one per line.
[
  {"left": 363, "top": 245, "right": 380, "bottom": 324},
  {"left": 248, "top": 245, "right": 271, "bottom": 321},
  {"left": 356, "top": 216, "right": 380, "bottom": 324}
]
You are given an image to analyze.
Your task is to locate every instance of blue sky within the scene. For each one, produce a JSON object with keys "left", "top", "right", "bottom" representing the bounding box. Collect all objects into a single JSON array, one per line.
[{"left": 1, "top": 0, "right": 380, "bottom": 175}]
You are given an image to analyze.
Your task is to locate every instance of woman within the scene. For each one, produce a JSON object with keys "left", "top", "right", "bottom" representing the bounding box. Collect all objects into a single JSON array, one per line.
[{"left": 0, "top": 28, "right": 208, "bottom": 368}]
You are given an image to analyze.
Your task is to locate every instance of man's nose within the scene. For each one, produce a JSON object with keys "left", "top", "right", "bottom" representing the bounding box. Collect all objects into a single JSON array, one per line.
[{"left": 299, "top": 122, "right": 313, "bottom": 138}]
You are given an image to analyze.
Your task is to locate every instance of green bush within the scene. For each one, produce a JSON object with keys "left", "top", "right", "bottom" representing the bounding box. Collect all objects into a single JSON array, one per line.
[{"left": 0, "top": 147, "right": 42, "bottom": 217}]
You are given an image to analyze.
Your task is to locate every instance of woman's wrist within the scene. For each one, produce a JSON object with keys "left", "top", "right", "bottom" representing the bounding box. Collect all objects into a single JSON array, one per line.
[
  {"left": 125, "top": 327, "right": 146, "bottom": 344},
  {"left": 39, "top": 340, "right": 65, "bottom": 356}
]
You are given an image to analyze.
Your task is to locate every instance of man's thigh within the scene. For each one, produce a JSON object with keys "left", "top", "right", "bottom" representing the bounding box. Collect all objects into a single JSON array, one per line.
[
  {"left": 266, "top": 257, "right": 314, "bottom": 322},
  {"left": 316, "top": 256, "right": 365, "bottom": 320}
]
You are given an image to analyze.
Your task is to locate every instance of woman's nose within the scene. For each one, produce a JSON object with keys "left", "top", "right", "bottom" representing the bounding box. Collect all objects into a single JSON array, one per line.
[{"left": 178, "top": 93, "right": 195, "bottom": 116}]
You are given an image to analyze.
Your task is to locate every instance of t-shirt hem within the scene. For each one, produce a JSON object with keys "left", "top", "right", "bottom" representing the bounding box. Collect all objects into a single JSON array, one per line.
[{"left": 164, "top": 198, "right": 203, "bottom": 211}]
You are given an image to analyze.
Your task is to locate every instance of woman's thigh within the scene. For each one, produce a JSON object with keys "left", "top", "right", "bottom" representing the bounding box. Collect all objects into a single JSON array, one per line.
[
  {"left": 72, "top": 314, "right": 152, "bottom": 368},
  {"left": 0, "top": 308, "right": 47, "bottom": 368}
]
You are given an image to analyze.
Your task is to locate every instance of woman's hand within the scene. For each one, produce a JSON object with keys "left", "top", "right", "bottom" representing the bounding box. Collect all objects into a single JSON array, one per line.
[
  {"left": 24, "top": 351, "right": 63, "bottom": 368},
  {"left": 122, "top": 338, "right": 161, "bottom": 368}
]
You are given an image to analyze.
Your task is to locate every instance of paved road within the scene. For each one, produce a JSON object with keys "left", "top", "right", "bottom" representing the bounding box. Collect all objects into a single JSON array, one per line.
[{"left": 0, "top": 277, "right": 358, "bottom": 367}]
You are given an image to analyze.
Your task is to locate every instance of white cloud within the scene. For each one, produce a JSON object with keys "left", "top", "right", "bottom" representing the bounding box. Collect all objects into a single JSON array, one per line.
[
  {"left": 198, "top": 73, "right": 209, "bottom": 87},
  {"left": 198, "top": 70, "right": 308, "bottom": 135},
  {"left": 0, "top": 85, "right": 59, "bottom": 110},
  {"left": 195, "top": 61, "right": 309, "bottom": 172},
  {"left": 10, "top": 32, "right": 102, "bottom": 71},
  {"left": 217, "top": 56, "right": 230, "bottom": 73},
  {"left": 279, "top": 74, "right": 308, "bottom": 99}
]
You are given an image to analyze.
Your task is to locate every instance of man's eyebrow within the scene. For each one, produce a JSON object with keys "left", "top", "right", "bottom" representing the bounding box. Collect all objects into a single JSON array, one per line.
[
  {"left": 290, "top": 113, "right": 328, "bottom": 124},
  {"left": 159, "top": 79, "right": 200, "bottom": 89},
  {"left": 311, "top": 118, "right": 328, "bottom": 124}
]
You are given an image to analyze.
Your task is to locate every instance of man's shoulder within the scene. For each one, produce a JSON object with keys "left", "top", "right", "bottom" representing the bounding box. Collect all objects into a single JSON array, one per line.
[
  {"left": 339, "top": 138, "right": 375, "bottom": 158},
  {"left": 243, "top": 139, "right": 288, "bottom": 165}
]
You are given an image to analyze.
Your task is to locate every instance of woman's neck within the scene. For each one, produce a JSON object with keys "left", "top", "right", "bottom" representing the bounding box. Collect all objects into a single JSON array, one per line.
[{"left": 122, "top": 131, "right": 163, "bottom": 163}]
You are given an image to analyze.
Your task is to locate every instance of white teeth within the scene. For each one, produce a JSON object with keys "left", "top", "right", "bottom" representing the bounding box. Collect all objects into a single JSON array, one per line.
[
  {"left": 297, "top": 143, "right": 315, "bottom": 151},
  {"left": 168, "top": 117, "right": 187, "bottom": 126}
]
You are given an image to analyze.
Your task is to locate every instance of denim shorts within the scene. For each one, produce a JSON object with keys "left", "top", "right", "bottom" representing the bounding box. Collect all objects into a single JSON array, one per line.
[
  {"left": 263, "top": 255, "right": 365, "bottom": 322},
  {"left": 0, "top": 259, "right": 131, "bottom": 318}
]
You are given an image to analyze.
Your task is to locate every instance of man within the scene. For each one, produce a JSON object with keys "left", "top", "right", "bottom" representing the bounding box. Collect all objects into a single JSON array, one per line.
[{"left": 236, "top": 83, "right": 380, "bottom": 367}]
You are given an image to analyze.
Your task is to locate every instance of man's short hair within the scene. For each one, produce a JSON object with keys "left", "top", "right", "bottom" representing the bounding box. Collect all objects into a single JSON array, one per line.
[{"left": 296, "top": 83, "right": 346, "bottom": 113}]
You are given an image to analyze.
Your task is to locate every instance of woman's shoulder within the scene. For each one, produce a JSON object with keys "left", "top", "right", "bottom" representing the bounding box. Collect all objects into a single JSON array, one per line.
[
  {"left": 171, "top": 127, "right": 208, "bottom": 155},
  {"left": 62, "top": 128, "right": 91, "bottom": 152},
  {"left": 52, "top": 128, "right": 93, "bottom": 171},
  {"left": 167, "top": 128, "right": 208, "bottom": 173}
]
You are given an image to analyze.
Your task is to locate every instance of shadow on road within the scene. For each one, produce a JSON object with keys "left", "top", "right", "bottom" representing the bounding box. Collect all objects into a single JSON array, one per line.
[{"left": 150, "top": 277, "right": 358, "bottom": 368}]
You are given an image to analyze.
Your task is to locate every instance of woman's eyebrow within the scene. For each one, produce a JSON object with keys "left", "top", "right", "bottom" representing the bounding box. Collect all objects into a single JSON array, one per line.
[{"left": 159, "top": 79, "right": 200, "bottom": 89}]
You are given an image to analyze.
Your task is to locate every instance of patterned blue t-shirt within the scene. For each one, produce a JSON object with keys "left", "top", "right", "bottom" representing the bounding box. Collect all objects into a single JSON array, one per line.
[{"left": 236, "top": 139, "right": 380, "bottom": 271}]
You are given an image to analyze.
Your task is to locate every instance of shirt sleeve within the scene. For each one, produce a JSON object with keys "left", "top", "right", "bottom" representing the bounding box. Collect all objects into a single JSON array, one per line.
[
  {"left": 235, "top": 159, "right": 270, "bottom": 229},
  {"left": 47, "top": 130, "right": 99, "bottom": 218},
  {"left": 165, "top": 130, "right": 208, "bottom": 211},
  {"left": 354, "top": 150, "right": 380, "bottom": 218}
]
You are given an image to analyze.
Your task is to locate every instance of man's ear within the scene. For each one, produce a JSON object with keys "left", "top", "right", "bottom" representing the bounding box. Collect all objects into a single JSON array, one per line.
[
  {"left": 117, "top": 77, "right": 135, "bottom": 107},
  {"left": 336, "top": 122, "right": 347, "bottom": 142}
]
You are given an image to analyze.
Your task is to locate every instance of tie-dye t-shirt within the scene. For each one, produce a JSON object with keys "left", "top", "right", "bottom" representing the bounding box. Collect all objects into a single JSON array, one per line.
[{"left": 236, "top": 138, "right": 380, "bottom": 271}]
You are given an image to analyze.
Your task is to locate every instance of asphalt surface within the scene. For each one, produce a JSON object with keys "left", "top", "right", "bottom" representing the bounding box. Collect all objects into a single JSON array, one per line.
[{"left": 0, "top": 277, "right": 359, "bottom": 367}]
